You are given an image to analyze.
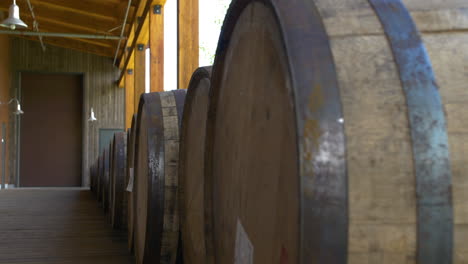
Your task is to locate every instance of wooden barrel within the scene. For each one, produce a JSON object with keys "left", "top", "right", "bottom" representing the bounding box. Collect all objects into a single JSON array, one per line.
[
  {"left": 102, "top": 147, "right": 110, "bottom": 213},
  {"left": 108, "top": 142, "right": 114, "bottom": 221},
  {"left": 89, "top": 162, "right": 96, "bottom": 193},
  {"left": 134, "top": 90, "right": 186, "bottom": 264},
  {"left": 110, "top": 132, "right": 127, "bottom": 229},
  {"left": 204, "top": 0, "right": 468, "bottom": 263},
  {"left": 93, "top": 162, "right": 99, "bottom": 194},
  {"left": 97, "top": 153, "right": 104, "bottom": 203},
  {"left": 92, "top": 163, "right": 98, "bottom": 193},
  {"left": 109, "top": 139, "right": 115, "bottom": 221},
  {"left": 127, "top": 114, "right": 137, "bottom": 251},
  {"left": 178, "top": 67, "right": 212, "bottom": 264}
]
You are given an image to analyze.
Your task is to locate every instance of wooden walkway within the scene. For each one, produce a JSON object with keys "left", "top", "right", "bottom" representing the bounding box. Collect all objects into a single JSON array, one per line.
[{"left": 0, "top": 189, "right": 134, "bottom": 264}]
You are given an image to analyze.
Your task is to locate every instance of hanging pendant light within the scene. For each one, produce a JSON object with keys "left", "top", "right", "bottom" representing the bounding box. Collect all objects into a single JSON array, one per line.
[
  {"left": 13, "top": 102, "right": 23, "bottom": 115},
  {"left": 0, "top": 98, "right": 24, "bottom": 115},
  {"left": 88, "top": 108, "right": 97, "bottom": 122},
  {"left": 0, "top": 0, "right": 28, "bottom": 30}
]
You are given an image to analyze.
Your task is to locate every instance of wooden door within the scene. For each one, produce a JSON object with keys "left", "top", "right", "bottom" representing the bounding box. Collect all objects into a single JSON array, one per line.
[{"left": 20, "top": 73, "right": 83, "bottom": 187}]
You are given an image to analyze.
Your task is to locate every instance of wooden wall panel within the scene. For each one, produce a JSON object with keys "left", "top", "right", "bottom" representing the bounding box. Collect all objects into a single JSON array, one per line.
[
  {"left": 10, "top": 38, "right": 124, "bottom": 187},
  {"left": 0, "top": 35, "right": 10, "bottom": 186}
]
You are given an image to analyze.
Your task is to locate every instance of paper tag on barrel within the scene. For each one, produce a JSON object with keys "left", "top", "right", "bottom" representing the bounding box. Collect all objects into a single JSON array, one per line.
[
  {"left": 126, "top": 168, "right": 134, "bottom": 192},
  {"left": 235, "top": 219, "right": 253, "bottom": 264}
]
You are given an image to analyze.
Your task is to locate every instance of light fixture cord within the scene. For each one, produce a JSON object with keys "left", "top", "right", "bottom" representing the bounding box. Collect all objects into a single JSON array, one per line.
[
  {"left": 25, "top": 0, "right": 45, "bottom": 51},
  {"left": 0, "top": 98, "right": 20, "bottom": 105}
]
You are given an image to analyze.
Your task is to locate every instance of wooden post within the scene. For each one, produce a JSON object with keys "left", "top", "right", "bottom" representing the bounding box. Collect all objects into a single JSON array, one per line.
[
  {"left": 150, "top": 4, "right": 164, "bottom": 92},
  {"left": 125, "top": 69, "right": 135, "bottom": 129},
  {"left": 177, "top": 0, "right": 199, "bottom": 90},
  {"left": 134, "top": 43, "right": 146, "bottom": 113}
]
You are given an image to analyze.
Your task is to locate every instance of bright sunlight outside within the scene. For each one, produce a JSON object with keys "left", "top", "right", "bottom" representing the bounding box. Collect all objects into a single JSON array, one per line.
[{"left": 145, "top": 0, "right": 231, "bottom": 92}]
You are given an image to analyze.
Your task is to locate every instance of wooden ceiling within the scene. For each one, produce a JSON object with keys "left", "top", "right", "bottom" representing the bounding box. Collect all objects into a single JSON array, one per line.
[{"left": 0, "top": 0, "right": 140, "bottom": 60}]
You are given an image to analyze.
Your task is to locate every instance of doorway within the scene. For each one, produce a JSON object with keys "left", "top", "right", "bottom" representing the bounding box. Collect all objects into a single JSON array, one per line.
[{"left": 20, "top": 73, "right": 83, "bottom": 187}]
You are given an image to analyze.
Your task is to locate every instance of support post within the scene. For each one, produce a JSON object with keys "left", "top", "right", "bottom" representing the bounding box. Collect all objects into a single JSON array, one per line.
[
  {"left": 150, "top": 5, "right": 164, "bottom": 92},
  {"left": 177, "top": 0, "right": 199, "bottom": 90},
  {"left": 125, "top": 69, "right": 135, "bottom": 129},
  {"left": 134, "top": 43, "right": 146, "bottom": 113}
]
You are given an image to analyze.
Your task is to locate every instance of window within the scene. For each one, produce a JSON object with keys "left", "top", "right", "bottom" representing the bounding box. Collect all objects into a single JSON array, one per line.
[
  {"left": 199, "top": 0, "right": 230, "bottom": 66},
  {"left": 145, "top": 47, "right": 150, "bottom": 93},
  {"left": 164, "top": 0, "right": 177, "bottom": 91}
]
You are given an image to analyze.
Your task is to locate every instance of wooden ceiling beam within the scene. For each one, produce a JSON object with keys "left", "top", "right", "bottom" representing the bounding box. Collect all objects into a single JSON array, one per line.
[
  {"left": 0, "top": 16, "right": 115, "bottom": 51},
  {"left": 19, "top": 20, "right": 116, "bottom": 48},
  {"left": 117, "top": 0, "right": 150, "bottom": 69},
  {"left": 27, "top": 0, "right": 132, "bottom": 23},
  {"left": 119, "top": 27, "right": 136, "bottom": 69},
  {"left": 75, "top": 39, "right": 113, "bottom": 49},
  {"left": 117, "top": 0, "right": 168, "bottom": 86},
  {"left": 117, "top": 0, "right": 167, "bottom": 65},
  {"left": 19, "top": 36, "right": 114, "bottom": 57},
  {"left": 0, "top": 5, "right": 121, "bottom": 35},
  {"left": 0, "top": 7, "right": 119, "bottom": 35},
  {"left": 0, "top": 0, "right": 139, "bottom": 58}
]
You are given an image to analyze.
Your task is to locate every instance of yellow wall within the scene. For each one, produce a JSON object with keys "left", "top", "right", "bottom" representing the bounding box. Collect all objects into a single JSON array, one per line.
[{"left": 0, "top": 35, "right": 10, "bottom": 185}]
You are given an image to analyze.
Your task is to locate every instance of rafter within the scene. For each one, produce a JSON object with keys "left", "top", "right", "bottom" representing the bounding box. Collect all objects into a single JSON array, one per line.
[
  {"left": 27, "top": 0, "right": 127, "bottom": 23},
  {"left": 0, "top": 4, "right": 123, "bottom": 35},
  {"left": 117, "top": 0, "right": 153, "bottom": 86},
  {"left": 0, "top": 0, "right": 153, "bottom": 61},
  {"left": 20, "top": 36, "right": 114, "bottom": 57},
  {"left": 117, "top": 0, "right": 150, "bottom": 69},
  {"left": 19, "top": 20, "right": 117, "bottom": 48}
]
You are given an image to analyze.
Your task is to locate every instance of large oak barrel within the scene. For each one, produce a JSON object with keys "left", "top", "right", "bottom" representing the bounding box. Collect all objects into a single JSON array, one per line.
[
  {"left": 110, "top": 132, "right": 127, "bottom": 229},
  {"left": 127, "top": 114, "right": 138, "bottom": 251},
  {"left": 204, "top": 0, "right": 468, "bottom": 263},
  {"left": 178, "top": 67, "right": 212, "bottom": 264},
  {"left": 134, "top": 90, "right": 186, "bottom": 264},
  {"left": 102, "top": 147, "right": 110, "bottom": 213}
]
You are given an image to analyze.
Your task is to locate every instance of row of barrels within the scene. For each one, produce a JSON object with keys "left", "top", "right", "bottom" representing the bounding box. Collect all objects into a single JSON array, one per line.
[
  {"left": 91, "top": 0, "right": 468, "bottom": 263},
  {"left": 89, "top": 65, "right": 210, "bottom": 263},
  {"left": 89, "top": 131, "right": 127, "bottom": 229}
]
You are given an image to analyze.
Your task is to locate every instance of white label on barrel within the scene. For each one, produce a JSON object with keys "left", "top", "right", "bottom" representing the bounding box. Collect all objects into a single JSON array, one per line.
[
  {"left": 126, "top": 168, "right": 134, "bottom": 192},
  {"left": 235, "top": 219, "right": 253, "bottom": 264}
]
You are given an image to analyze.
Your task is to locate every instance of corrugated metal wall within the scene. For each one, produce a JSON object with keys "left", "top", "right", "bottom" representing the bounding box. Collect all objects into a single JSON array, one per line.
[{"left": 10, "top": 38, "right": 125, "bottom": 187}]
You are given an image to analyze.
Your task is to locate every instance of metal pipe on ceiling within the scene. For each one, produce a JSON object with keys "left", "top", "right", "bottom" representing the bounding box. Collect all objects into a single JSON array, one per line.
[
  {"left": 25, "top": 0, "right": 45, "bottom": 51},
  {"left": 113, "top": 0, "right": 133, "bottom": 65},
  {"left": 0, "top": 30, "right": 125, "bottom": 39}
]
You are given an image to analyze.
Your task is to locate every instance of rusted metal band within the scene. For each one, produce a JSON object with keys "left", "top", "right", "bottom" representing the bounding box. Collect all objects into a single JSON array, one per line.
[
  {"left": 368, "top": 1, "right": 453, "bottom": 263},
  {"left": 271, "top": 0, "right": 349, "bottom": 262}
]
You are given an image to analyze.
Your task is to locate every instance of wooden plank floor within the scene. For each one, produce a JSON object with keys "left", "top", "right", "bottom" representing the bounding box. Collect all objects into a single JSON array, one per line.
[{"left": 0, "top": 189, "right": 134, "bottom": 264}]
